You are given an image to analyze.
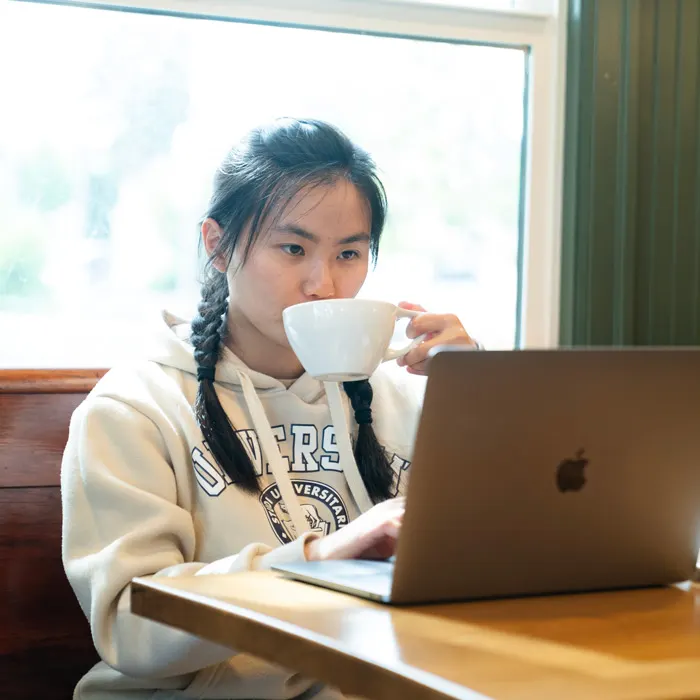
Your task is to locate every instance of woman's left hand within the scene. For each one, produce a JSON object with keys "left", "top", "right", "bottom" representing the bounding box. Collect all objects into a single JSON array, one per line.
[{"left": 396, "top": 301, "right": 479, "bottom": 376}]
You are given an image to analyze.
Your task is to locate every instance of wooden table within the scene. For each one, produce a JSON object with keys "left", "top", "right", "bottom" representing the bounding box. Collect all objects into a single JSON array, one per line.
[{"left": 131, "top": 572, "right": 700, "bottom": 700}]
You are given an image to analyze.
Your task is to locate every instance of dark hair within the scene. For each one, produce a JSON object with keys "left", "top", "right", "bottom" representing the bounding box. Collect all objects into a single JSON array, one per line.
[{"left": 191, "top": 118, "right": 394, "bottom": 503}]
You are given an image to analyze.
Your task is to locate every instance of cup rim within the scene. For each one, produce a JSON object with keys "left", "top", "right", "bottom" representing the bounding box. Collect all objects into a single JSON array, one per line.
[{"left": 283, "top": 298, "right": 396, "bottom": 318}]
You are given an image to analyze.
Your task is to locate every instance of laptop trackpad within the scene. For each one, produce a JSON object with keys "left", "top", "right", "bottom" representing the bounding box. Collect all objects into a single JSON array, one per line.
[{"left": 273, "top": 559, "right": 394, "bottom": 602}]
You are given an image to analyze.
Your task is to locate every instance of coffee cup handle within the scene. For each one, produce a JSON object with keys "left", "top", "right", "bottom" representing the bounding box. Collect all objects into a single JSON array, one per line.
[{"left": 383, "top": 308, "right": 428, "bottom": 362}]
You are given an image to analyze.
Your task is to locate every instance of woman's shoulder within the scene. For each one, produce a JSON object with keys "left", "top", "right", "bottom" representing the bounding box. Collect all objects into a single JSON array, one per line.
[{"left": 78, "top": 360, "right": 195, "bottom": 426}]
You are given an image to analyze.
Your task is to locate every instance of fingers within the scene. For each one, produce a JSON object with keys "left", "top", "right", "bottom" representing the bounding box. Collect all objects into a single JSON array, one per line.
[
  {"left": 358, "top": 520, "right": 402, "bottom": 560},
  {"left": 398, "top": 326, "right": 472, "bottom": 369},
  {"left": 398, "top": 301, "right": 426, "bottom": 313},
  {"left": 312, "top": 497, "right": 406, "bottom": 561},
  {"left": 405, "top": 360, "right": 429, "bottom": 375},
  {"left": 383, "top": 517, "right": 402, "bottom": 540},
  {"left": 407, "top": 312, "right": 467, "bottom": 339},
  {"left": 361, "top": 537, "right": 398, "bottom": 560},
  {"left": 395, "top": 309, "right": 477, "bottom": 376}
]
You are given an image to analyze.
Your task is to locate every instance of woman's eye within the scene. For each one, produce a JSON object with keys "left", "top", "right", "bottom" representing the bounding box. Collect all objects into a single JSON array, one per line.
[
  {"left": 339, "top": 250, "right": 360, "bottom": 261},
  {"left": 281, "top": 244, "right": 305, "bottom": 257}
]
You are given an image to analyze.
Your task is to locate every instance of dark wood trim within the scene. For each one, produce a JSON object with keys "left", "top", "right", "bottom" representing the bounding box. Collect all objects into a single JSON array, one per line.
[
  {"left": 0, "top": 393, "right": 90, "bottom": 487},
  {"left": 0, "top": 369, "right": 107, "bottom": 394},
  {"left": 0, "top": 487, "right": 99, "bottom": 696},
  {"left": 0, "top": 370, "right": 102, "bottom": 696}
]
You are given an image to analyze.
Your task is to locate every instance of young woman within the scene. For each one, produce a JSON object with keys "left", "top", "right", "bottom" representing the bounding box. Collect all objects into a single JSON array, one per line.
[{"left": 62, "top": 117, "right": 477, "bottom": 699}]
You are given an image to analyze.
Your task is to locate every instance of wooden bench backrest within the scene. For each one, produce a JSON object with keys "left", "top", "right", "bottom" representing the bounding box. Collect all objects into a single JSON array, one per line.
[{"left": 0, "top": 370, "right": 105, "bottom": 699}]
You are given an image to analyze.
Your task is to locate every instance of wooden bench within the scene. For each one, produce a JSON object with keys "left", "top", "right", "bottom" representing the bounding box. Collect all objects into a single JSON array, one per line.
[{"left": 0, "top": 370, "right": 105, "bottom": 699}]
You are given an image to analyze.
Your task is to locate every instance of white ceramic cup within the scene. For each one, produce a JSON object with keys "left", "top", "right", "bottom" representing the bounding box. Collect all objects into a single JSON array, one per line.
[{"left": 283, "top": 298, "right": 425, "bottom": 382}]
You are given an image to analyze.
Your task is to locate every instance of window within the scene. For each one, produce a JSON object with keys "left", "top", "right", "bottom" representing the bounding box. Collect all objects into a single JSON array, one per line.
[
  {"left": 383, "top": 0, "right": 555, "bottom": 13},
  {"left": 0, "top": 0, "right": 564, "bottom": 366}
]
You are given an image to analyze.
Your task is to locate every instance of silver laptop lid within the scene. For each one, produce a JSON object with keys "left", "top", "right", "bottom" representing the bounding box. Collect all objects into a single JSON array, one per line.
[{"left": 391, "top": 347, "right": 700, "bottom": 604}]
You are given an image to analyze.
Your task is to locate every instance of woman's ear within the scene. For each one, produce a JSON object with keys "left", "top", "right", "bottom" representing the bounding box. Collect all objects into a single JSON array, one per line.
[{"left": 201, "top": 218, "right": 227, "bottom": 273}]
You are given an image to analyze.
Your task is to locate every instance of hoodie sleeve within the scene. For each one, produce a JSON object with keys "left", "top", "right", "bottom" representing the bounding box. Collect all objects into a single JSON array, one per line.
[{"left": 61, "top": 395, "right": 319, "bottom": 696}]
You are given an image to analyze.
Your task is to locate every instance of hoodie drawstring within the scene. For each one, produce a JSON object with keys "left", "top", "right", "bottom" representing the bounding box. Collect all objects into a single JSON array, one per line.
[{"left": 236, "top": 370, "right": 309, "bottom": 538}]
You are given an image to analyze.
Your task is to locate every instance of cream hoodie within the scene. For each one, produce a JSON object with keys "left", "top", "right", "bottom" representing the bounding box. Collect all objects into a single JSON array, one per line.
[{"left": 61, "top": 311, "right": 423, "bottom": 700}]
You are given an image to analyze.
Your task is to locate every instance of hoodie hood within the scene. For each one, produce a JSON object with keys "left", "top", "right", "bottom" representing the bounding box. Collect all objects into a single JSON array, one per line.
[{"left": 150, "top": 310, "right": 327, "bottom": 404}]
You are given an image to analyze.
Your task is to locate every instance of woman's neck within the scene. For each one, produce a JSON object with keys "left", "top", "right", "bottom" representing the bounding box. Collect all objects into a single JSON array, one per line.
[{"left": 224, "top": 310, "right": 304, "bottom": 381}]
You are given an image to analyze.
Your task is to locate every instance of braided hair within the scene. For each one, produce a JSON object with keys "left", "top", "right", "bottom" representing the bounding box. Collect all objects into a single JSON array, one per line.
[
  {"left": 192, "top": 118, "right": 393, "bottom": 502},
  {"left": 343, "top": 379, "right": 394, "bottom": 501}
]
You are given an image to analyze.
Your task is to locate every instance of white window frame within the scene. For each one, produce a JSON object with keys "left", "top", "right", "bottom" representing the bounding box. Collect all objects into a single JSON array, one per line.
[{"left": 23, "top": 0, "right": 567, "bottom": 348}]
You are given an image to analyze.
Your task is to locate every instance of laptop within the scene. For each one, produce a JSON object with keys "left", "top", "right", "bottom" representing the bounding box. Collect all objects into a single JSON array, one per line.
[{"left": 273, "top": 346, "right": 700, "bottom": 604}]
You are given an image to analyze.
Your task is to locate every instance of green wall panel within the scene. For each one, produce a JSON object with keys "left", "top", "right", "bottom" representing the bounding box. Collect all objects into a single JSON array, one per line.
[{"left": 561, "top": 0, "right": 700, "bottom": 346}]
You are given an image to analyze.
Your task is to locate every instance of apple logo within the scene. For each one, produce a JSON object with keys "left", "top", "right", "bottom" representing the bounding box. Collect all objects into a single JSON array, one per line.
[{"left": 556, "top": 449, "right": 588, "bottom": 492}]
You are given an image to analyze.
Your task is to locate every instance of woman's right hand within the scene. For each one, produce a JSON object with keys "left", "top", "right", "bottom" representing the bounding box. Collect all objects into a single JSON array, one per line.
[{"left": 304, "top": 497, "right": 404, "bottom": 562}]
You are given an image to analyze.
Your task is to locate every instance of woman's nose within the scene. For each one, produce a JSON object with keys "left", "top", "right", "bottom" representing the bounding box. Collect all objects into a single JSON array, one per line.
[{"left": 302, "top": 261, "right": 335, "bottom": 299}]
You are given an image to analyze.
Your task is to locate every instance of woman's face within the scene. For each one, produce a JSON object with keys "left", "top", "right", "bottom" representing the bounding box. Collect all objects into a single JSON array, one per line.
[{"left": 204, "top": 178, "right": 372, "bottom": 353}]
